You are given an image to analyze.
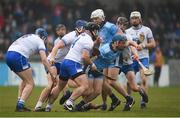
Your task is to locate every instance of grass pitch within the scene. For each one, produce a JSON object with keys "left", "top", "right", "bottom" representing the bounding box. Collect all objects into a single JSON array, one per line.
[{"left": 0, "top": 86, "right": 180, "bottom": 117}]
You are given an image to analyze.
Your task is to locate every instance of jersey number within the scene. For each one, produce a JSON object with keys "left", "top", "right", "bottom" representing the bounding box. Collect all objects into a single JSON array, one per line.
[{"left": 71, "top": 37, "right": 80, "bottom": 48}]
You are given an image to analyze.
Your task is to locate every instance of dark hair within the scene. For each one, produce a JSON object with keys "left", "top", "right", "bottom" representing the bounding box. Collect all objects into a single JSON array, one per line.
[{"left": 56, "top": 24, "right": 66, "bottom": 31}]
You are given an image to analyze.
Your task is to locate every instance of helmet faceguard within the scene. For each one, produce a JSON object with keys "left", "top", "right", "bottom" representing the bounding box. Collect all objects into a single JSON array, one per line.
[
  {"left": 85, "top": 22, "right": 100, "bottom": 40},
  {"left": 35, "top": 28, "right": 48, "bottom": 40}
]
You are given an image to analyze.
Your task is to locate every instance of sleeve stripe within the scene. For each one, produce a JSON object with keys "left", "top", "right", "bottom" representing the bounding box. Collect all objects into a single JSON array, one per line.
[
  {"left": 82, "top": 48, "right": 90, "bottom": 51},
  {"left": 39, "top": 48, "right": 46, "bottom": 51}
]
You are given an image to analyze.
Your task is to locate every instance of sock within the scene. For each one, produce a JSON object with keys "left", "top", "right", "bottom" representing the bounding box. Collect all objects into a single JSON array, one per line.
[
  {"left": 17, "top": 99, "right": 25, "bottom": 109},
  {"left": 139, "top": 87, "right": 144, "bottom": 96},
  {"left": 125, "top": 95, "right": 132, "bottom": 101},
  {"left": 109, "top": 93, "right": 118, "bottom": 102},
  {"left": 64, "top": 90, "right": 71, "bottom": 96},
  {"left": 76, "top": 100, "right": 86, "bottom": 108},
  {"left": 35, "top": 101, "right": 43, "bottom": 109},
  {"left": 66, "top": 98, "right": 74, "bottom": 106},
  {"left": 141, "top": 97, "right": 145, "bottom": 104},
  {"left": 46, "top": 103, "right": 52, "bottom": 109}
]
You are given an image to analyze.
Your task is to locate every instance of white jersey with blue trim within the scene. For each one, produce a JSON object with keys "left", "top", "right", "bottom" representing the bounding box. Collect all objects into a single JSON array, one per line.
[
  {"left": 122, "top": 33, "right": 133, "bottom": 65},
  {"left": 126, "top": 25, "right": 154, "bottom": 59},
  {"left": 8, "top": 34, "right": 46, "bottom": 58},
  {"left": 48, "top": 31, "right": 77, "bottom": 63},
  {"left": 65, "top": 32, "right": 94, "bottom": 63}
]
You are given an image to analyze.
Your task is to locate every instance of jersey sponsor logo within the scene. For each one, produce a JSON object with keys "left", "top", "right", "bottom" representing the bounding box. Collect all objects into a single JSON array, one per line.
[{"left": 139, "top": 32, "right": 145, "bottom": 42}]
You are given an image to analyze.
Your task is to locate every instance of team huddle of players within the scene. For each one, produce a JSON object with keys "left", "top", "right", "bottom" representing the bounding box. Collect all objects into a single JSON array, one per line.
[{"left": 5, "top": 9, "right": 156, "bottom": 112}]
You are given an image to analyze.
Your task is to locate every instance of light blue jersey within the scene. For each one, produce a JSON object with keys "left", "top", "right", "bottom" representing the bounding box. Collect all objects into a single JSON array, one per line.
[
  {"left": 94, "top": 43, "right": 121, "bottom": 70},
  {"left": 99, "top": 22, "right": 118, "bottom": 46}
]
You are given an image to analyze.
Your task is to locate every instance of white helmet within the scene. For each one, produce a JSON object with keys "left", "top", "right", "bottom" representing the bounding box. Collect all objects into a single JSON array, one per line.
[
  {"left": 90, "top": 9, "right": 105, "bottom": 21},
  {"left": 130, "top": 11, "right": 141, "bottom": 19}
]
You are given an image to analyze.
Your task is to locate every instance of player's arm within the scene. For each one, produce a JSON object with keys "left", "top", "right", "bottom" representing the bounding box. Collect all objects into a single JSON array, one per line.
[
  {"left": 145, "top": 38, "right": 156, "bottom": 49},
  {"left": 130, "top": 46, "right": 139, "bottom": 60},
  {"left": 50, "top": 40, "right": 65, "bottom": 62},
  {"left": 82, "top": 49, "right": 96, "bottom": 70},
  {"left": 138, "top": 29, "right": 156, "bottom": 50},
  {"left": 126, "top": 40, "right": 138, "bottom": 48},
  {"left": 138, "top": 38, "right": 156, "bottom": 50},
  {"left": 39, "top": 50, "right": 56, "bottom": 80}
]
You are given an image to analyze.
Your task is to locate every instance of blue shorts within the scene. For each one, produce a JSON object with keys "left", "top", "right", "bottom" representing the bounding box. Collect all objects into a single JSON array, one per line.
[
  {"left": 94, "top": 57, "right": 115, "bottom": 70},
  {"left": 120, "top": 64, "right": 134, "bottom": 75},
  {"left": 5, "top": 51, "right": 30, "bottom": 72},
  {"left": 59, "top": 59, "right": 85, "bottom": 81},
  {"left": 45, "top": 61, "right": 61, "bottom": 75},
  {"left": 133, "top": 58, "right": 149, "bottom": 73},
  {"left": 54, "top": 62, "right": 61, "bottom": 75},
  {"left": 88, "top": 70, "right": 103, "bottom": 79}
]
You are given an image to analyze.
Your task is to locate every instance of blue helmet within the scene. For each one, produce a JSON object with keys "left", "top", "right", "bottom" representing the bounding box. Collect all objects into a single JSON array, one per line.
[
  {"left": 35, "top": 28, "right": 48, "bottom": 40},
  {"left": 75, "top": 20, "right": 87, "bottom": 33},
  {"left": 112, "top": 35, "right": 127, "bottom": 42},
  {"left": 75, "top": 20, "right": 87, "bottom": 28}
]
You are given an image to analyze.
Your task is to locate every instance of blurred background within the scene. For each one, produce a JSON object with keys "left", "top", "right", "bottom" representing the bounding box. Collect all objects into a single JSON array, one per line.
[{"left": 0, "top": 0, "right": 180, "bottom": 87}]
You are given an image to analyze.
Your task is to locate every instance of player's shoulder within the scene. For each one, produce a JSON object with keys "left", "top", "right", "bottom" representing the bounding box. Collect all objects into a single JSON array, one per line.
[
  {"left": 101, "top": 43, "right": 110, "bottom": 50},
  {"left": 104, "top": 22, "right": 116, "bottom": 29},
  {"left": 141, "top": 25, "right": 152, "bottom": 31},
  {"left": 80, "top": 33, "right": 93, "bottom": 44},
  {"left": 64, "top": 31, "right": 76, "bottom": 37},
  {"left": 23, "top": 34, "right": 42, "bottom": 42},
  {"left": 126, "top": 27, "right": 133, "bottom": 32},
  {"left": 31, "top": 34, "right": 42, "bottom": 40},
  {"left": 80, "top": 32, "right": 91, "bottom": 39}
]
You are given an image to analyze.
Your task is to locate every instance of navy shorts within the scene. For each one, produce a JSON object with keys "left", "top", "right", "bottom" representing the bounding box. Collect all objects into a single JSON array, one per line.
[
  {"left": 59, "top": 59, "right": 85, "bottom": 81},
  {"left": 6, "top": 51, "right": 30, "bottom": 72},
  {"left": 120, "top": 64, "right": 134, "bottom": 75},
  {"left": 133, "top": 58, "right": 149, "bottom": 73}
]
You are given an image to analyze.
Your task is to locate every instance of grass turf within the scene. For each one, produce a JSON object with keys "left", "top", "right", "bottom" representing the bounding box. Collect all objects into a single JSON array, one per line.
[{"left": 0, "top": 86, "right": 180, "bottom": 117}]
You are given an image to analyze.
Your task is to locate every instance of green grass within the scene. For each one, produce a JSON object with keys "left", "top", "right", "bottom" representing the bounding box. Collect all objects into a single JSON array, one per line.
[{"left": 0, "top": 86, "right": 180, "bottom": 117}]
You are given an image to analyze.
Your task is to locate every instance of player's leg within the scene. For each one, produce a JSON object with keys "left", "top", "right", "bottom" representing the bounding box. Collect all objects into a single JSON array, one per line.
[
  {"left": 34, "top": 66, "right": 57, "bottom": 111},
  {"left": 16, "top": 68, "right": 34, "bottom": 111},
  {"left": 18, "top": 80, "right": 25, "bottom": 101},
  {"left": 101, "top": 78, "right": 112, "bottom": 110},
  {"left": 59, "top": 79, "right": 77, "bottom": 105},
  {"left": 101, "top": 68, "right": 109, "bottom": 110},
  {"left": 45, "top": 78, "right": 67, "bottom": 112},
  {"left": 107, "top": 68, "right": 130, "bottom": 110},
  {"left": 74, "top": 78, "right": 94, "bottom": 111},
  {"left": 64, "top": 74, "right": 89, "bottom": 111},
  {"left": 154, "top": 66, "right": 161, "bottom": 87},
  {"left": 125, "top": 70, "right": 148, "bottom": 102},
  {"left": 139, "top": 58, "right": 149, "bottom": 108},
  {"left": 107, "top": 67, "right": 135, "bottom": 111}
]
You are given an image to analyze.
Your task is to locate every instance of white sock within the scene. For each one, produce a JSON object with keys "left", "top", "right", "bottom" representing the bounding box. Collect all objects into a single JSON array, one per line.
[
  {"left": 35, "top": 101, "right": 43, "bottom": 108},
  {"left": 46, "top": 103, "right": 52, "bottom": 109},
  {"left": 19, "top": 99, "right": 25, "bottom": 104},
  {"left": 66, "top": 98, "right": 74, "bottom": 106},
  {"left": 17, "top": 97, "right": 20, "bottom": 102}
]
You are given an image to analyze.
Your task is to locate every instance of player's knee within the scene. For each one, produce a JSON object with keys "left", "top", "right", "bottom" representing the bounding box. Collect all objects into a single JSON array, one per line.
[
  {"left": 83, "top": 84, "right": 89, "bottom": 91},
  {"left": 130, "top": 84, "right": 139, "bottom": 92},
  {"left": 94, "top": 88, "right": 102, "bottom": 96},
  {"left": 46, "top": 85, "right": 53, "bottom": 91},
  {"left": 86, "top": 88, "right": 94, "bottom": 96},
  {"left": 107, "top": 80, "right": 115, "bottom": 86}
]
